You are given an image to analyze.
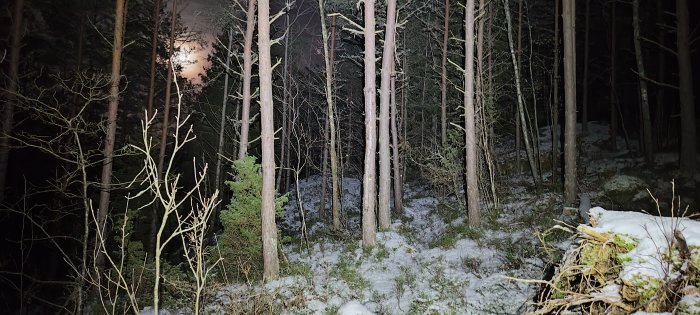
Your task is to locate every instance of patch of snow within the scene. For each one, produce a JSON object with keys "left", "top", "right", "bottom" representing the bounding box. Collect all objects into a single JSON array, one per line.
[{"left": 338, "top": 300, "right": 374, "bottom": 315}]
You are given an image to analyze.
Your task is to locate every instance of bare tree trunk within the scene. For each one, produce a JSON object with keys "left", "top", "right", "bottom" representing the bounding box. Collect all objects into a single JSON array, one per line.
[
  {"left": 362, "top": 0, "right": 377, "bottom": 247},
  {"left": 562, "top": 0, "right": 577, "bottom": 205},
  {"left": 378, "top": 0, "right": 397, "bottom": 229},
  {"left": 676, "top": 0, "right": 696, "bottom": 177},
  {"left": 609, "top": 1, "right": 617, "bottom": 151},
  {"left": 96, "top": 0, "right": 126, "bottom": 269},
  {"left": 390, "top": 60, "right": 402, "bottom": 215},
  {"left": 319, "top": 118, "right": 329, "bottom": 218},
  {"left": 277, "top": 2, "right": 290, "bottom": 192},
  {"left": 319, "top": 0, "right": 342, "bottom": 230},
  {"left": 654, "top": 0, "right": 666, "bottom": 149},
  {"left": 552, "top": 0, "right": 561, "bottom": 179},
  {"left": 503, "top": 0, "right": 541, "bottom": 186},
  {"left": 238, "top": 0, "right": 256, "bottom": 160},
  {"left": 515, "top": 0, "right": 522, "bottom": 174},
  {"left": 0, "top": 0, "right": 25, "bottom": 203},
  {"left": 146, "top": 0, "right": 161, "bottom": 120},
  {"left": 632, "top": 0, "right": 653, "bottom": 165},
  {"left": 440, "top": 0, "right": 450, "bottom": 146},
  {"left": 581, "top": 0, "right": 589, "bottom": 134},
  {"left": 465, "top": 0, "right": 480, "bottom": 226},
  {"left": 214, "top": 28, "right": 233, "bottom": 222},
  {"left": 153, "top": 0, "right": 177, "bottom": 255},
  {"left": 258, "top": 0, "right": 279, "bottom": 280}
]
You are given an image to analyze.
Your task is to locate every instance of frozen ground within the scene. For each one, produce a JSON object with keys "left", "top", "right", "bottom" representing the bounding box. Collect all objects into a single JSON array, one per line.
[{"left": 148, "top": 122, "right": 698, "bottom": 314}]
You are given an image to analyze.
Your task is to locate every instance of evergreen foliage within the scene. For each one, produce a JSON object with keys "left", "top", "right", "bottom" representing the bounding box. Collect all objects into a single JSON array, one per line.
[{"left": 219, "top": 156, "right": 288, "bottom": 280}]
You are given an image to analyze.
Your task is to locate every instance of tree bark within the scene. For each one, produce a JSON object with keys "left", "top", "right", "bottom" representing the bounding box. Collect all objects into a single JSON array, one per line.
[
  {"left": 503, "top": 0, "right": 541, "bottom": 187},
  {"left": 146, "top": 0, "right": 161, "bottom": 120},
  {"left": 214, "top": 28, "right": 233, "bottom": 222},
  {"left": 238, "top": 0, "right": 257, "bottom": 160},
  {"left": 552, "top": 0, "right": 561, "bottom": 179},
  {"left": 318, "top": 0, "right": 342, "bottom": 230},
  {"left": 0, "top": 0, "right": 25, "bottom": 203},
  {"left": 153, "top": 0, "right": 177, "bottom": 255},
  {"left": 96, "top": 0, "right": 126, "bottom": 269},
  {"left": 562, "top": 0, "right": 577, "bottom": 205},
  {"left": 465, "top": 0, "right": 480, "bottom": 226},
  {"left": 676, "top": 0, "right": 696, "bottom": 177},
  {"left": 390, "top": 60, "right": 402, "bottom": 215},
  {"left": 362, "top": 0, "right": 377, "bottom": 247},
  {"left": 515, "top": 0, "right": 522, "bottom": 174},
  {"left": 581, "top": 0, "right": 589, "bottom": 133},
  {"left": 258, "top": 0, "right": 279, "bottom": 281},
  {"left": 440, "top": 0, "right": 450, "bottom": 146},
  {"left": 632, "top": 0, "right": 653, "bottom": 165},
  {"left": 378, "top": 0, "right": 397, "bottom": 230}
]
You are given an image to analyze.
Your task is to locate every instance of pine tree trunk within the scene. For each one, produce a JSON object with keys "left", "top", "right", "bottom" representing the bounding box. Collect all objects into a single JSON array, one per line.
[
  {"left": 0, "top": 0, "right": 25, "bottom": 203},
  {"left": 277, "top": 7, "right": 290, "bottom": 192},
  {"left": 676, "top": 0, "right": 696, "bottom": 177},
  {"left": 440, "top": 0, "right": 450, "bottom": 146},
  {"left": 503, "top": 0, "right": 541, "bottom": 187},
  {"left": 153, "top": 0, "right": 177, "bottom": 255},
  {"left": 318, "top": 0, "right": 342, "bottom": 230},
  {"left": 378, "top": 0, "right": 397, "bottom": 229},
  {"left": 632, "top": 0, "right": 653, "bottom": 166},
  {"left": 515, "top": 0, "right": 522, "bottom": 174},
  {"left": 238, "top": 0, "right": 256, "bottom": 160},
  {"left": 146, "top": 0, "right": 161, "bottom": 120},
  {"left": 258, "top": 0, "right": 279, "bottom": 281},
  {"left": 214, "top": 28, "right": 233, "bottom": 222},
  {"left": 96, "top": 0, "right": 126, "bottom": 269},
  {"left": 465, "top": 0, "right": 480, "bottom": 226},
  {"left": 362, "top": 0, "right": 377, "bottom": 247},
  {"left": 552, "top": 0, "right": 561, "bottom": 180},
  {"left": 390, "top": 60, "right": 402, "bottom": 214},
  {"left": 562, "top": 0, "right": 577, "bottom": 205}
]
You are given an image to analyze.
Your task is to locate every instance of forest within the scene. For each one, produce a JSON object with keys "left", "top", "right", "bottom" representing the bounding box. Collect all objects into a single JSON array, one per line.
[{"left": 0, "top": 0, "right": 699, "bottom": 314}]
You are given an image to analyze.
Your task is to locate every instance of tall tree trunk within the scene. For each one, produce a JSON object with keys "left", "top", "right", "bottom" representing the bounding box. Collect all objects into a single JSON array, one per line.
[
  {"left": 214, "top": 28, "right": 233, "bottom": 222},
  {"left": 632, "top": 0, "right": 653, "bottom": 165},
  {"left": 318, "top": 0, "right": 342, "bottom": 230},
  {"left": 562, "top": 0, "right": 577, "bottom": 205},
  {"left": 96, "top": 0, "right": 126, "bottom": 269},
  {"left": 153, "top": 0, "right": 177, "bottom": 255},
  {"left": 676, "top": 0, "right": 696, "bottom": 177},
  {"left": 581, "top": 0, "right": 590, "bottom": 134},
  {"left": 465, "top": 0, "right": 480, "bottom": 226},
  {"left": 390, "top": 60, "right": 402, "bottom": 215},
  {"left": 277, "top": 2, "right": 290, "bottom": 193},
  {"left": 552, "top": 0, "right": 561, "bottom": 180},
  {"left": 440, "top": 0, "right": 450, "bottom": 146},
  {"left": 378, "top": 0, "right": 397, "bottom": 230},
  {"left": 0, "top": 0, "right": 25, "bottom": 203},
  {"left": 146, "top": 0, "right": 161, "bottom": 120},
  {"left": 318, "top": 117, "right": 329, "bottom": 218},
  {"left": 609, "top": 1, "right": 617, "bottom": 151},
  {"left": 362, "top": 0, "right": 377, "bottom": 247},
  {"left": 515, "top": 0, "right": 522, "bottom": 174},
  {"left": 503, "top": 0, "right": 541, "bottom": 187},
  {"left": 238, "top": 0, "right": 256, "bottom": 160},
  {"left": 654, "top": 0, "right": 666, "bottom": 149},
  {"left": 258, "top": 0, "right": 279, "bottom": 281}
]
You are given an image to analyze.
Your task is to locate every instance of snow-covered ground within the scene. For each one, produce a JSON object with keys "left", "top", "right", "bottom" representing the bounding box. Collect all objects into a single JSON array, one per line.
[{"left": 148, "top": 122, "right": 699, "bottom": 314}]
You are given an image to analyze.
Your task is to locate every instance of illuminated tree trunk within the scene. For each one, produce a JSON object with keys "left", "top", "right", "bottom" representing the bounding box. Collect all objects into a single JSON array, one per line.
[
  {"left": 238, "top": 0, "right": 257, "bottom": 159},
  {"left": 258, "top": 0, "right": 280, "bottom": 280},
  {"left": 96, "top": 0, "right": 126, "bottom": 269},
  {"left": 676, "top": 0, "right": 696, "bottom": 176},
  {"left": 552, "top": 0, "right": 561, "bottom": 178},
  {"left": 440, "top": 0, "right": 450, "bottom": 145},
  {"left": 378, "top": 0, "right": 397, "bottom": 229},
  {"left": 362, "top": 0, "right": 377, "bottom": 247},
  {"left": 146, "top": 0, "right": 161, "bottom": 120},
  {"left": 153, "top": 0, "right": 177, "bottom": 255},
  {"left": 319, "top": 0, "right": 342, "bottom": 230},
  {"left": 0, "top": 0, "right": 24, "bottom": 203},
  {"left": 390, "top": 60, "right": 402, "bottom": 215},
  {"left": 562, "top": 0, "right": 577, "bottom": 205},
  {"left": 632, "top": 0, "right": 653, "bottom": 165},
  {"left": 465, "top": 0, "right": 480, "bottom": 226}
]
